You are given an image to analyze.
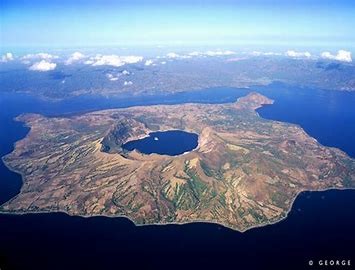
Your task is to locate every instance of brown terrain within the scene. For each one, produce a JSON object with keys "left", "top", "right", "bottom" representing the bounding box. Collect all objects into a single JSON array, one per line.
[{"left": 1, "top": 92, "right": 354, "bottom": 231}]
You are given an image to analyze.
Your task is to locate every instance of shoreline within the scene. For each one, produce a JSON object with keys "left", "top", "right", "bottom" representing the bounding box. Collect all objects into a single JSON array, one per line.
[{"left": 1, "top": 186, "right": 354, "bottom": 233}]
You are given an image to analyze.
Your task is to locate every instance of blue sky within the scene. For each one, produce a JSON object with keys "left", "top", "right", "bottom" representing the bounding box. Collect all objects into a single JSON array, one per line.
[{"left": 1, "top": 0, "right": 355, "bottom": 50}]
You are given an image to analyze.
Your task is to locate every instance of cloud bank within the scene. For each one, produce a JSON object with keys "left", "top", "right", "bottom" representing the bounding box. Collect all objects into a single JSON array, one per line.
[
  {"left": 65, "top": 52, "right": 85, "bottom": 64},
  {"left": 205, "top": 50, "right": 235, "bottom": 56},
  {"left": 145, "top": 60, "right": 154, "bottom": 66},
  {"left": 29, "top": 60, "right": 57, "bottom": 71},
  {"left": 321, "top": 50, "right": 352, "bottom": 62},
  {"left": 106, "top": 70, "right": 130, "bottom": 81},
  {"left": 106, "top": 73, "right": 119, "bottom": 81},
  {"left": 187, "top": 50, "right": 236, "bottom": 57},
  {"left": 250, "top": 51, "right": 282, "bottom": 56},
  {"left": 21, "top": 53, "right": 59, "bottom": 67},
  {"left": 166, "top": 52, "right": 180, "bottom": 58},
  {"left": 1, "top": 52, "right": 14, "bottom": 62},
  {"left": 285, "top": 50, "right": 311, "bottom": 58},
  {"left": 166, "top": 50, "right": 235, "bottom": 59},
  {"left": 84, "top": 54, "right": 143, "bottom": 67},
  {"left": 22, "top": 53, "right": 58, "bottom": 60},
  {"left": 123, "top": 81, "right": 133, "bottom": 86}
]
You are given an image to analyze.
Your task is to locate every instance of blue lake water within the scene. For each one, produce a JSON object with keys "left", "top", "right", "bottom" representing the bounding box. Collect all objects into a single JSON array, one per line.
[
  {"left": 0, "top": 83, "right": 355, "bottom": 270},
  {"left": 122, "top": 130, "right": 198, "bottom": 156},
  {"left": 255, "top": 82, "right": 355, "bottom": 158}
]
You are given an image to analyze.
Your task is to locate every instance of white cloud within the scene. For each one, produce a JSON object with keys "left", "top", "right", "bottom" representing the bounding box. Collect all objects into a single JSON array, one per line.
[
  {"left": 65, "top": 52, "right": 85, "bottom": 65},
  {"left": 145, "top": 60, "right": 154, "bottom": 66},
  {"left": 123, "top": 81, "right": 133, "bottom": 86},
  {"left": 84, "top": 60, "right": 95, "bottom": 65},
  {"left": 1, "top": 52, "right": 14, "bottom": 62},
  {"left": 166, "top": 50, "right": 235, "bottom": 59},
  {"left": 166, "top": 52, "right": 180, "bottom": 58},
  {"left": 161, "top": 61, "right": 167, "bottom": 65},
  {"left": 85, "top": 54, "right": 143, "bottom": 67},
  {"left": 21, "top": 53, "right": 59, "bottom": 67},
  {"left": 22, "top": 53, "right": 58, "bottom": 60},
  {"left": 106, "top": 72, "right": 132, "bottom": 81},
  {"left": 187, "top": 50, "right": 236, "bottom": 57},
  {"left": 251, "top": 51, "right": 282, "bottom": 56},
  {"left": 188, "top": 51, "right": 201, "bottom": 56},
  {"left": 285, "top": 50, "right": 311, "bottom": 58},
  {"left": 106, "top": 70, "right": 131, "bottom": 81},
  {"left": 29, "top": 60, "right": 57, "bottom": 71},
  {"left": 166, "top": 52, "right": 191, "bottom": 59},
  {"left": 321, "top": 50, "right": 352, "bottom": 62},
  {"left": 121, "top": 56, "right": 143, "bottom": 64},
  {"left": 205, "top": 50, "right": 235, "bottom": 56},
  {"left": 106, "top": 73, "right": 119, "bottom": 81}
]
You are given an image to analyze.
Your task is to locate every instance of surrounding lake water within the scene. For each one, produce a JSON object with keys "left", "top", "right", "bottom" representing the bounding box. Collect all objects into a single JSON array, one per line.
[
  {"left": 122, "top": 130, "right": 198, "bottom": 156},
  {"left": 0, "top": 83, "right": 354, "bottom": 270}
]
